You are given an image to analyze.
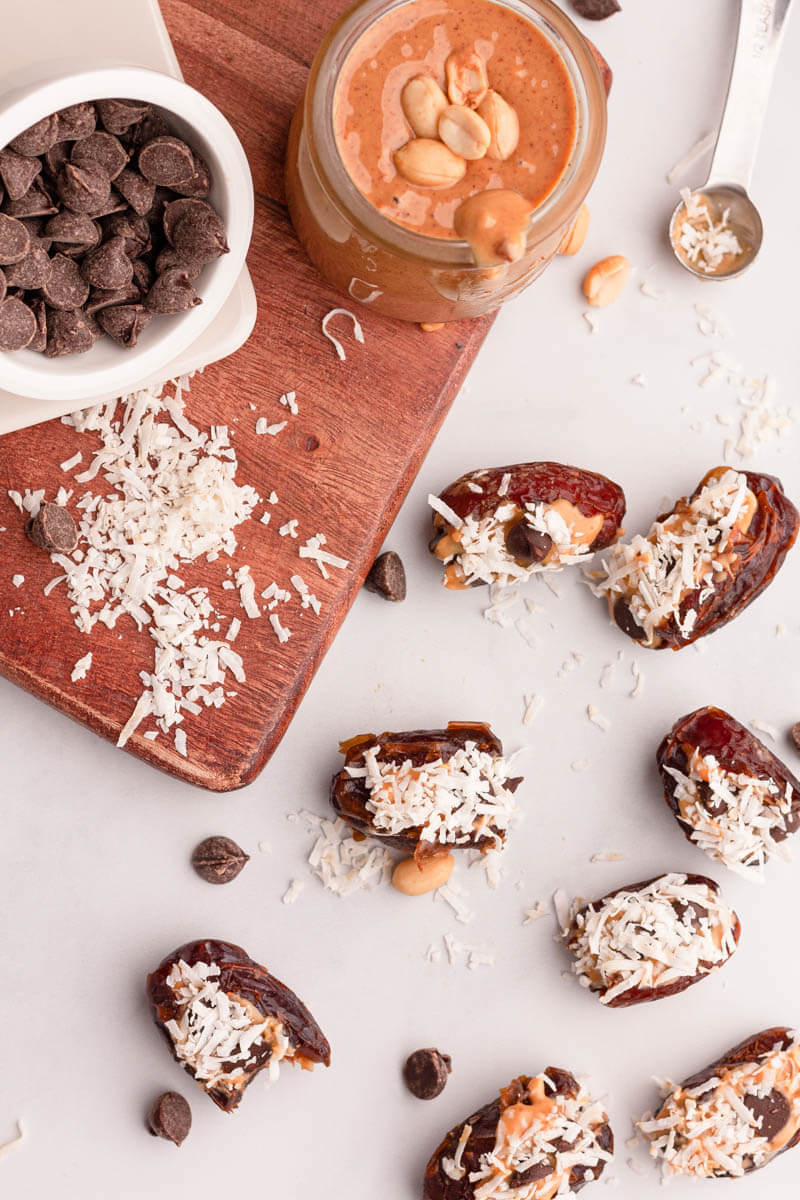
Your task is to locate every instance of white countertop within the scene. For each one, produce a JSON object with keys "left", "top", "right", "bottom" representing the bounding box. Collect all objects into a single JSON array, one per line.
[{"left": 3, "top": 1, "right": 800, "bottom": 1196}]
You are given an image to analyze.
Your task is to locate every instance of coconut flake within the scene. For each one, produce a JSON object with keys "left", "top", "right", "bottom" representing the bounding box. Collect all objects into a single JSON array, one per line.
[{"left": 321, "top": 308, "right": 365, "bottom": 362}]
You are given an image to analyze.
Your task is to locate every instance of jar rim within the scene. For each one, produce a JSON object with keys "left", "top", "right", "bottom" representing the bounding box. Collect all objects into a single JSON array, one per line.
[{"left": 304, "top": 0, "right": 607, "bottom": 267}]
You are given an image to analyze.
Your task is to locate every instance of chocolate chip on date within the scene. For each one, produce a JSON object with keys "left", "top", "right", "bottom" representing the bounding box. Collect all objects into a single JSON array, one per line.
[
  {"left": 26, "top": 501, "right": 79, "bottom": 553},
  {"left": 147, "top": 1091, "right": 192, "bottom": 1146},
  {"left": 404, "top": 1048, "right": 452, "bottom": 1099},
  {"left": 190, "top": 835, "right": 250, "bottom": 885},
  {"left": 364, "top": 550, "right": 407, "bottom": 601}
]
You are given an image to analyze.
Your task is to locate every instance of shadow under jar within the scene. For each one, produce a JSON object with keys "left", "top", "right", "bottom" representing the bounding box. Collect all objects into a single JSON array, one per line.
[{"left": 286, "top": 0, "right": 607, "bottom": 323}]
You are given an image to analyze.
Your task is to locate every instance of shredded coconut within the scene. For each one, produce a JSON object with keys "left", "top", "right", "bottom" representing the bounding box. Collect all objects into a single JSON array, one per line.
[
  {"left": 292, "top": 811, "right": 394, "bottom": 896},
  {"left": 321, "top": 308, "right": 365, "bottom": 361},
  {"left": 70, "top": 652, "right": 92, "bottom": 683},
  {"left": 676, "top": 188, "right": 743, "bottom": 274},
  {"left": 0, "top": 1120, "right": 25, "bottom": 1161}
]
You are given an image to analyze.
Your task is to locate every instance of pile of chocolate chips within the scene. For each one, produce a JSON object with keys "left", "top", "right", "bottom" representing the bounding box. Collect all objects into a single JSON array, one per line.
[{"left": 0, "top": 98, "right": 229, "bottom": 356}]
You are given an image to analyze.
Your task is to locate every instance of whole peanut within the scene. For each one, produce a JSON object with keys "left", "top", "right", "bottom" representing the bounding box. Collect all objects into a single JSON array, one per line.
[
  {"left": 392, "top": 851, "right": 455, "bottom": 896},
  {"left": 394, "top": 139, "right": 467, "bottom": 188},
  {"left": 445, "top": 50, "right": 489, "bottom": 107},
  {"left": 438, "top": 104, "right": 491, "bottom": 161},
  {"left": 401, "top": 75, "right": 449, "bottom": 139},
  {"left": 582, "top": 254, "right": 630, "bottom": 306},
  {"left": 477, "top": 90, "right": 519, "bottom": 160}
]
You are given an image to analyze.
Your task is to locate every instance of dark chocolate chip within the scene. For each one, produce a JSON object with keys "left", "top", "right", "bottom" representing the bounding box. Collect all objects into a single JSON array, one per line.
[
  {"left": 171, "top": 206, "right": 228, "bottom": 264},
  {"left": 170, "top": 153, "right": 212, "bottom": 199},
  {"left": 505, "top": 519, "right": 552, "bottom": 564},
  {"left": 71, "top": 132, "right": 129, "bottom": 180},
  {"left": 0, "top": 296, "right": 36, "bottom": 350},
  {"left": 154, "top": 246, "right": 203, "bottom": 279},
  {"left": 44, "top": 211, "right": 101, "bottom": 247},
  {"left": 403, "top": 1048, "right": 452, "bottom": 1099},
  {"left": 743, "top": 1089, "right": 791, "bottom": 1141},
  {"left": 104, "top": 211, "right": 151, "bottom": 258},
  {"left": 44, "top": 141, "right": 71, "bottom": 178},
  {"left": 26, "top": 501, "right": 78, "bottom": 552},
  {"left": 696, "top": 780, "right": 727, "bottom": 817},
  {"left": 27, "top": 297, "right": 47, "bottom": 352},
  {"left": 96, "top": 99, "right": 152, "bottom": 136},
  {"left": 0, "top": 214, "right": 30, "bottom": 265},
  {"left": 146, "top": 267, "right": 202, "bottom": 313},
  {"left": 55, "top": 102, "right": 97, "bottom": 142},
  {"left": 85, "top": 282, "right": 141, "bottom": 316},
  {"left": 3, "top": 178, "right": 58, "bottom": 219},
  {"left": 57, "top": 163, "right": 111, "bottom": 216},
  {"left": 124, "top": 112, "right": 169, "bottom": 150},
  {"left": 0, "top": 267, "right": 5, "bottom": 304},
  {"left": 147, "top": 1092, "right": 191, "bottom": 1147},
  {"left": 91, "top": 190, "right": 128, "bottom": 218},
  {"left": 508, "top": 1162, "right": 553, "bottom": 1187},
  {"left": 791, "top": 723, "right": 800, "bottom": 753},
  {"left": 138, "top": 136, "right": 195, "bottom": 187},
  {"left": 190, "top": 835, "right": 250, "bottom": 884},
  {"left": 113, "top": 167, "right": 156, "bottom": 217},
  {"left": 163, "top": 198, "right": 211, "bottom": 244},
  {"left": 44, "top": 307, "right": 100, "bottom": 356},
  {"left": 613, "top": 596, "right": 646, "bottom": 640},
  {"left": 571, "top": 0, "right": 620, "bottom": 17},
  {"left": 42, "top": 253, "right": 90, "bottom": 310},
  {"left": 364, "top": 551, "right": 406, "bottom": 602},
  {"left": 80, "top": 236, "right": 133, "bottom": 290},
  {"left": 9, "top": 114, "right": 60, "bottom": 156},
  {"left": 0, "top": 148, "right": 42, "bottom": 202},
  {"left": 4, "top": 244, "right": 52, "bottom": 290},
  {"left": 97, "top": 303, "right": 152, "bottom": 348},
  {"left": 131, "top": 258, "right": 153, "bottom": 293}
]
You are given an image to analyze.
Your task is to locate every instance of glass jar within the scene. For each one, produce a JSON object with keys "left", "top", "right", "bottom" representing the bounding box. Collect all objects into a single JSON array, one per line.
[{"left": 286, "top": 0, "right": 607, "bottom": 324}]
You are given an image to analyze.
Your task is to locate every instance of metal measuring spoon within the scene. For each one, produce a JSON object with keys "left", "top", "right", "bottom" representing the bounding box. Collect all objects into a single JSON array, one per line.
[{"left": 670, "top": 0, "right": 795, "bottom": 280}]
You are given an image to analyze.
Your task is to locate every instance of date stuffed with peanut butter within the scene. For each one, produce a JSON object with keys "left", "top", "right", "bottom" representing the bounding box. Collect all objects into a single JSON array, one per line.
[
  {"left": 590, "top": 466, "right": 798, "bottom": 649},
  {"left": 331, "top": 722, "right": 521, "bottom": 863},
  {"left": 657, "top": 706, "right": 800, "bottom": 880},
  {"left": 563, "top": 872, "right": 740, "bottom": 1007},
  {"left": 639, "top": 1028, "right": 800, "bottom": 1178},
  {"left": 429, "top": 462, "right": 626, "bottom": 588},
  {"left": 424, "top": 1070, "right": 613, "bottom": 1199},
  {"left": 146, "top": 939, "right": 330, "bottom": 1112}
]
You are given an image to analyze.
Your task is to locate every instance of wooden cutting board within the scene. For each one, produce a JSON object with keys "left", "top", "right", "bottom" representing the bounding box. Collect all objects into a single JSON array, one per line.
[{"left": 0, "top": 0, "right": 493, "bottom": 792}]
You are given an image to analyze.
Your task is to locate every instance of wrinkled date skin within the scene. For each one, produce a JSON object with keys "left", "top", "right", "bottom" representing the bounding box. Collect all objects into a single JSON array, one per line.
[
  {"left": 657, "top": 707, "right": 800, "bottom": 849},
  {"left": 424, "top": 1071, "right": 613, "bottom": 1200},
  {"left": 659, "top": 1027, "right": 800, "bottom": 1174},
  {"left": 566, "top": 872, "right": 741, "bottom": 1007},
  {"left": 146, "top": 939, "right": 331, "bottom": 1112},
  {"left": 430, "top": 462, "right": 626, "bottom": 583},
  {"left": 331, "top": 723, "right": 517, "bottom": 860},
  {"left": 615, "top": 470, "right": 798, "bottom": 649}
]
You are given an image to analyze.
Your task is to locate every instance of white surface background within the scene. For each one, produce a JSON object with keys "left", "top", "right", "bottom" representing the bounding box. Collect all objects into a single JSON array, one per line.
[{"left": 3, "top": 1, "right": 800, "bottom": 1196}]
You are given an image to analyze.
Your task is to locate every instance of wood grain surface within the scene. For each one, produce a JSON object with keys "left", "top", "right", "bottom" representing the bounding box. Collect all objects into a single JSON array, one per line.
[{"left": 0, "top": 0, "right": 493, "bottom": 791}]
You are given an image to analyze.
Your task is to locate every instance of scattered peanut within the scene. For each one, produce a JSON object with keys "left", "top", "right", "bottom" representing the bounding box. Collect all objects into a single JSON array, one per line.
[
  {"left": 394, "top": 138, "right": 467, "bottom": 188},
  {"left": 420, "top": 322, "right": 445, "bottom": 332},
  {"left": 392, "top": 851, "right": 455, "bottom": 896},
  {"left": 445, "top": 50, "right": 489, "bottom": 108},
  {"left": 582, "top": 254, "right": 630, "bottom": 306},
  {"left": 454, "top": 189, "right": 534, "bottom": 267},
  {"left": 401, "top": 75, "right": 449, "bottom": 139},
  {"left": 559, "top": 203, "right": 590, "bottom": 256},
  {"left": 477, "top": 90, "right": 519, "bottom": 160},
  {"left": 438, "top": 104, "right": 491, "bottom": 161}
]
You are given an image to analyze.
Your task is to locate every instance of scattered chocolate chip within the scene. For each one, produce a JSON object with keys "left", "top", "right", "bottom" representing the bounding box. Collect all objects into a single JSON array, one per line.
[
  {"left": 191, "top": 835, "right": 250, "bottom": 884},
  {"left": 71, "top": 131, "right": 129, "bottom": 180},
  {"left": 85, "top": 282, "right": 141, "bottom": 316},
  {"left": 26, "top": 501, "right": 78, "bottom": 552},
  {"left": 4, "top": 244, "right": 51, "bottom": 290},
  {"left": 505, "top": 520, "right": 552, "bottom": 564},
  {"left": 44, "top": 210, "right": 101, "bottom": 248},
  {"left": 0, "top": 296, "right": 36, "bottom": 350},
  {"left": 146, "top": 267, "right": 202, "bottom": 313},
  {"left": 97, "top": 98, "right": 152, "bottom": 136},
  {"left": 0, "top": 214, "right": 30, "bottom": 265},
  {"left": 55, "top": 102, "right": 97, "bottom": 142},
  {"left": 0, "top": 148, "right": 42, "bottom": 202},
  {"left": 3, "top": 177, "right": 57, "bottom": 218},
  {"left": 45, "top": 307, "right": 100, "bottom": 356},
  {"left": 113, "top": 167, "right": 155, "bottom": 216},
  {"left": 57, "top": 162, "right": 111, "bottom": 216},
  {"left": 403, "top": 1048, "right": 452, "bottom": 1099},
  {"left": 571, "top": 0, "right": 620, "bottom": 17},
  {"left": 364, "top": 551, "right": 406, "bottom": 602},
  {"left": 81, "top": 235, "right": 133, "bottom": 290},
  {"left": 97, "top": 303, "right": 152, "bottom": 348},
  {"left": 613, "top": 596, "right": 646, "bottom": 640},
  {"left": 743, "top": 1089, "right": 790, "bottom": 1141},
  {"left": 171, "top": 153, "right": 212, "bottom": 199},
  {"left": 9, "top": 114, "right": 60, "bottom": 157},
  {"left": 138, "top": 136, "right": 195, "bottom": 187},
  {"left": 147, "top": 1092, "right": 191, "bottom": 1147},
  {"left": 171, "top": 206, "right": 229, "bottom": 264},
  {"left": 791, "top": 723, "right": 800, "bottom": 753},
  {"left": 42, "top": 253, "right": 90, "bottom": 310},
  {"left": 305, "top": 435, "right": 320, "bottom": 452}
]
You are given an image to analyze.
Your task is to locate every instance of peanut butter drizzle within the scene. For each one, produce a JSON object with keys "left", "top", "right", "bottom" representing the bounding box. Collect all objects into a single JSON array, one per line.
[
  {"left": 453, "top": 189, "right": 534, "bottom": 266},
  {"left": 488, "top": 1078, "right": 565, "bottom": 1200}
]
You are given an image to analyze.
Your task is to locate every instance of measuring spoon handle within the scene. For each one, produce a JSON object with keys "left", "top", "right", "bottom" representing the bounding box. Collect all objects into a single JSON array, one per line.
[{"left": 707, "top": 0, "right": 795, "bottom": 191}]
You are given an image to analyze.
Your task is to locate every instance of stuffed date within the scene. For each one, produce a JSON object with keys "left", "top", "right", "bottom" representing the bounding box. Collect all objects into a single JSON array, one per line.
[
  {"left": 657, "top": 706, "right": 800, "bottom": 880},
  {"left": 428, "top": 462, "right": 626, "bottom": 589},
  {"left": 146, "top": 938, "right": 330, "bottom": 1112},
  {"left": 590, "top": 466, "right": 798, "bottom": 649}
]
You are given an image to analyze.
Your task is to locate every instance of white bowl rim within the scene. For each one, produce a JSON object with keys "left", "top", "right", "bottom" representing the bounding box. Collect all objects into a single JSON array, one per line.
[{"left": 0, "top": 65, "right": 253, "bottom": 402}]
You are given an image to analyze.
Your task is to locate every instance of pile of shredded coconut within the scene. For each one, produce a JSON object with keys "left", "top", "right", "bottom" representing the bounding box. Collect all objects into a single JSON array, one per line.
[
  {"left": 663, "top": 750, "right": 794, "bottom": 880},
  {"left": 345, "top": 741, "right": 519, "bottom": 845},
  {"left": 676, "top": 189, "right": 743, "bottom": 274},
  {"left": 164, "top": 959, "right": 289, "bottom": 1090},
  {"left": 289, "top": 810, "right": 394, "bottom": 897},
  {"left": 640, "top": 1037, "right": 800, "bottom": 1178},
  {"left": 565, "top": 873, "right": 738, "bottom": 1004},
  {"left": 589, "top": 469, "right": 753, "bottom": 645}
]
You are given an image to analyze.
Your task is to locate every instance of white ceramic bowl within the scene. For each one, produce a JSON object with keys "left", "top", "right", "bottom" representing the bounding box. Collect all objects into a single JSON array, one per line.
[{"left": 0, "top": 65, "right": 254, "bottom": 402}]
